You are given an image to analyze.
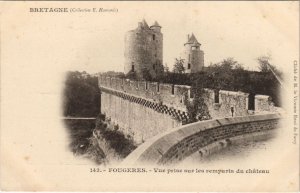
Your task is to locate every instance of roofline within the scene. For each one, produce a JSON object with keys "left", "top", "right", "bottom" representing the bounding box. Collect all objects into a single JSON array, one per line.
[
  {"left": 184, "top": 42, "right": 201, "bottom": 46},
  {"left": 150, "top": 25, "right": 161, "bottom": 28}
]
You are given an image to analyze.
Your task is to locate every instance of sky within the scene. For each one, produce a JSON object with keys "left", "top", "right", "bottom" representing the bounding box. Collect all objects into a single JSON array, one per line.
[{"left": 2, "top": 1, "right": 299, "bottom": 75}]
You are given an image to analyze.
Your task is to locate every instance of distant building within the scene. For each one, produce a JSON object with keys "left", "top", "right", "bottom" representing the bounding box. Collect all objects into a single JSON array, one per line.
[
  {"left": 124, "top": 19, "right": 163, "bottom": 79},
  {"left": 181, "top": 33, "right": 204, "bottom": 73}
]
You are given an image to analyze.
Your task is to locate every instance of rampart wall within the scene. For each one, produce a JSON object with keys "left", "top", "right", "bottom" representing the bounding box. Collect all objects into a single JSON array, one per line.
[
  {"left": 122, "top": 113, "right": 282, "bottom": 165},
  {"left": 98, "top": 75, "right": 276, "bottom": 143}
]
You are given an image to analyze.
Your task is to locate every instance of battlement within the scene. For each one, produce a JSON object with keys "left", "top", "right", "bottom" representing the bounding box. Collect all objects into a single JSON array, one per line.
[
  {"left": 98, "top": 74, "right": 276, "bottom": 116},
  {"left": 99, "top": 74, "right": 278, "bottom": 143},
  {"left": 99, "top": 74, "right": 193, "bottom": 111}
]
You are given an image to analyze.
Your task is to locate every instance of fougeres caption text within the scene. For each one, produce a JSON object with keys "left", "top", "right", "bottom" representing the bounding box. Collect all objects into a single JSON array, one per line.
[{"left": 90, "top": 167, "right": 270, "bottom": 175}]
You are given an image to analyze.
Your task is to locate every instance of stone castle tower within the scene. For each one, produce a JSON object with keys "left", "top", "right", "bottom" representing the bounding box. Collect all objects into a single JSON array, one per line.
[
  {"left": 181, "top": 33, "right": 204, "bottom": 73},
  {"left": 124, "top": 20, "right": 163, "bottom": 79}
]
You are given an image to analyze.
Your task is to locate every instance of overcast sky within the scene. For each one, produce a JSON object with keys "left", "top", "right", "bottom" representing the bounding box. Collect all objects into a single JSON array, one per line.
[{"left": 3, "top": 1, "right": 299, "bottom": 74}]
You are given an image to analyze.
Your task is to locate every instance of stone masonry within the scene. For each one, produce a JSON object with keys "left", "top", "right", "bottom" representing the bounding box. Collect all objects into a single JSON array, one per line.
[
  {"left": 124, "top": 20, "right": 163, "bottom": 79},
  {"left": 122, "top": 113, "right": 281, "bottom": 165},
  {"left": 99, "top": 75, "right": 276, "bottom": 144}
]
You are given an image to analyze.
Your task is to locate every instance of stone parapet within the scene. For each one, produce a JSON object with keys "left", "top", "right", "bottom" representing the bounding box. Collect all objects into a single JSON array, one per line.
[
  {"left": 99, "top": 74, "right": 276, "bottom": 116},
  {"left": 122, "top": 113, "right": 282, "bottom": 165}
]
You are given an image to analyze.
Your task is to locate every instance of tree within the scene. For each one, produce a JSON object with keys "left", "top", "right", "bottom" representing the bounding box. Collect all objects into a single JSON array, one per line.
[
  {"left": 63, "top": 71, "right": 100, "bottom": 117},
  {"left": 185, "top": 78, "right": 211, "bottom": 123},
  {"left": 141, "top": 67, "right": 152, "bottom": 81},
  {"left": 125, "top": 70, "right": 137, "bottom": 80},
  {"left": 257, "top": 55, "right": 282, "bottom": 77},
  {"left": 164, "top": 63, "right": 169, "bottom": 73},
  {"left": 257, "top": 55, "right": 272, "bottom": 73},
  {"left": 173, "top": 58, "right": 185, "bottom": 73},
  {"left": 206, "top": 58, "right": 240, "bottom": 90},
  {"left": 154, "top": 62, "right": 165, "bottom": 81},
  {"left": 102, "top": 71, "right": 125, "bottom": 78}
]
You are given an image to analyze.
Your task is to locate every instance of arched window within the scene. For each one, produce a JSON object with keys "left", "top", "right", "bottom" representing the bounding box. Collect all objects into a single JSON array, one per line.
[
  {"left": 188, "top": 63, "right": 191, "bottom": 69},
  {"left": 153, "top": 34, "right": 155, "bottom": 40},
  {"left": 131, "top": 64, "right": 135, "bottom": 72}
]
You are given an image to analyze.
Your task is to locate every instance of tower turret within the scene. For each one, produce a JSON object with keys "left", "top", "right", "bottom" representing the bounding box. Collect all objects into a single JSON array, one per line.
[
  {"left": 181, "top": 33, "right": 204, "bottom": 73},
  {"left": 150, "top": 21, "right": 161, "bottom": 33},
  {"left": 124, "top": 20, "right": 163, "bottom": 79}
]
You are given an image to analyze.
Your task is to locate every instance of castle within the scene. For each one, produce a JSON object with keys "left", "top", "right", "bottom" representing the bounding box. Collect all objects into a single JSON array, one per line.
[
  {"left": 99, "top": 20, "right": 277, "bottom": 144},
  {"left": 124, "top": 20, "right": 204, "bottom": 78}
]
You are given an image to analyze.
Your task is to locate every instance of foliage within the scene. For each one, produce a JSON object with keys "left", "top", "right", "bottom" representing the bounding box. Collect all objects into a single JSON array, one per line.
[
  {"left": 257, "top": 55, "right": 271, "bottom": 73},
  {"left": 153, "top": 63, "right": 165, "bottom": 81},
  {"left": 64, "top": 119, "right": 96, "bottom": 155},
  {"left": 63, "top": 71, "right": 100, "bottom": 117},
  {"left": 173, "top": 58, "right": 185, "bottom": 73},
  {"left": 164, "top": 64, "right": 170, "bottom": 73},
  {"left": 257, "top": 55, "right": 283, "bottom": 79},
  {"left": 103, "top": 57, "right": 282, "bottom": 106},
  {"left": 141, "top": 67, "right": 153, "bottom": 81},
  {"left": 95, "top": 115, "right": 137, "bottom": 158},
  {"left": 184, "top": 78, "right": 211, "bottom": 123},
  {"left": 125, "top": 70, "right": 137, "bottom": 80},
  {"left": 101, "top": 71, "right": 125, "bottom": 78}
]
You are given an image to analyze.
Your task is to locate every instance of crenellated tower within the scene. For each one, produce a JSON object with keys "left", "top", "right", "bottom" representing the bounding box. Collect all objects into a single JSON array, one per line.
[
  {"left": 181, "top": 33, "right": 204, "bottom": 73},
  {"left": 124, "top": 20, "right": 163, "bottom": 79}
]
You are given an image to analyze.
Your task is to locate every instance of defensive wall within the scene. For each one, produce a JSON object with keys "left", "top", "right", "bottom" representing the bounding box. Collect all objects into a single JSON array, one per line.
[
  {"left": 122, "top": 113, "right": 282, "bottom": 165},
  {"left": 98, "top": 75, "right": 276, "bottom": 143}
]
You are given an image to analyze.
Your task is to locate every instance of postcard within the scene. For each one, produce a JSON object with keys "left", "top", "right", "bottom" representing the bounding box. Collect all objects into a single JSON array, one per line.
[{"left": 0, "top": 1, "right": 299, "bottom": 191}]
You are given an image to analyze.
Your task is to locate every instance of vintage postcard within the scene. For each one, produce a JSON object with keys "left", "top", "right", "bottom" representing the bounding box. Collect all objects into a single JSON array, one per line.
[{"left": 0, "top": 1, "right": 299, "bottom": 192}]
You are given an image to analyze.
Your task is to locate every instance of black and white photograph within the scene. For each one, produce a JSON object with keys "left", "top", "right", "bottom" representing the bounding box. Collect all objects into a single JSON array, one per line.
[{"left": 1, "top": 1, "right": 299, "bottom": 191}]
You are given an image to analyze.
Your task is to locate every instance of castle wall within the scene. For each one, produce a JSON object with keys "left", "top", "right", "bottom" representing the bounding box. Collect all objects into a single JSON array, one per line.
[
  {"left": 123, "top": 113, "right": 281, "bottom": 165},
  {"left": 218, "top": 90, "right": 249, "bottom": 117},
  {"left": 101, "top": 92, "right": 181, "bottom": 144},
  {"left": 99, "top": 75, "right": 276, "bottom": 143},
  {"left": 255, "top": 95, "right": 275, "bottom": 112}
]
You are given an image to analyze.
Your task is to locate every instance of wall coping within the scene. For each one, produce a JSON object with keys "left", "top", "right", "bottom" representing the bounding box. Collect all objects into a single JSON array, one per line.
[
  {"left": 219, "top": 90, "right": 249, "bottom": 96},
  {"left": 255, "top": 95, "right": 271, "bottom": 99}
]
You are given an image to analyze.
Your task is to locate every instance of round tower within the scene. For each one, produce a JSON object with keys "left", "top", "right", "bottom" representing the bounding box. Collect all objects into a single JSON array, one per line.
[
  {"left": 124, "top": 20, "right": 163, "bottom": 79},
  {"left": 181, "top": 33, "right": 204, "bottom": 73}
]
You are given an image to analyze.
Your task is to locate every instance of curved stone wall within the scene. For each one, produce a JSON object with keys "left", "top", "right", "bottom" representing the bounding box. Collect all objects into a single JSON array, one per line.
[{"left": 122, "top": 113, "right": 282, "bottom": 165}]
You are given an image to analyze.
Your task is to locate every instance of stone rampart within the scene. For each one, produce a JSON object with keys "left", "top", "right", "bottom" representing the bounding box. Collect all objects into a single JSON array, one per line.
[
  {"left": 122, "top": 113, "right": 282, "bottom": 165},
  {"left": 101, "top": 90, "right": 183, "bottom": 144},
  {"left": 98, "top": 75, "right": 276, "bottom": 143},
  {"left": 99, "top": 75, "right": 275, "bottom": 115},
  {"left": 255, "top": 95, "right": 275, "bottom": 112}
]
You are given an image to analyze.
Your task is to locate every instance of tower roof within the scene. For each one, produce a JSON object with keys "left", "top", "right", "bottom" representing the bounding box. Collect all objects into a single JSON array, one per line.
[
  {"left": 142, "top": 19, "right": 150, "bottom": 29},
  {"left": 185, "top": 33, "right": 201, "bottom": 46},
  {"left": 136, "top": 19, "right": 151, "bottom": 30},
  {"left": 150, "top": 21, "right": 161, "bottom": 28}
]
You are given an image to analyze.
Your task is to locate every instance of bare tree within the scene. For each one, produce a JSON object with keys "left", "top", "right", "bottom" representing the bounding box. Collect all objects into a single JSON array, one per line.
[{"left": 257, "top": 55, "right": 272, "bottom": 73}]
